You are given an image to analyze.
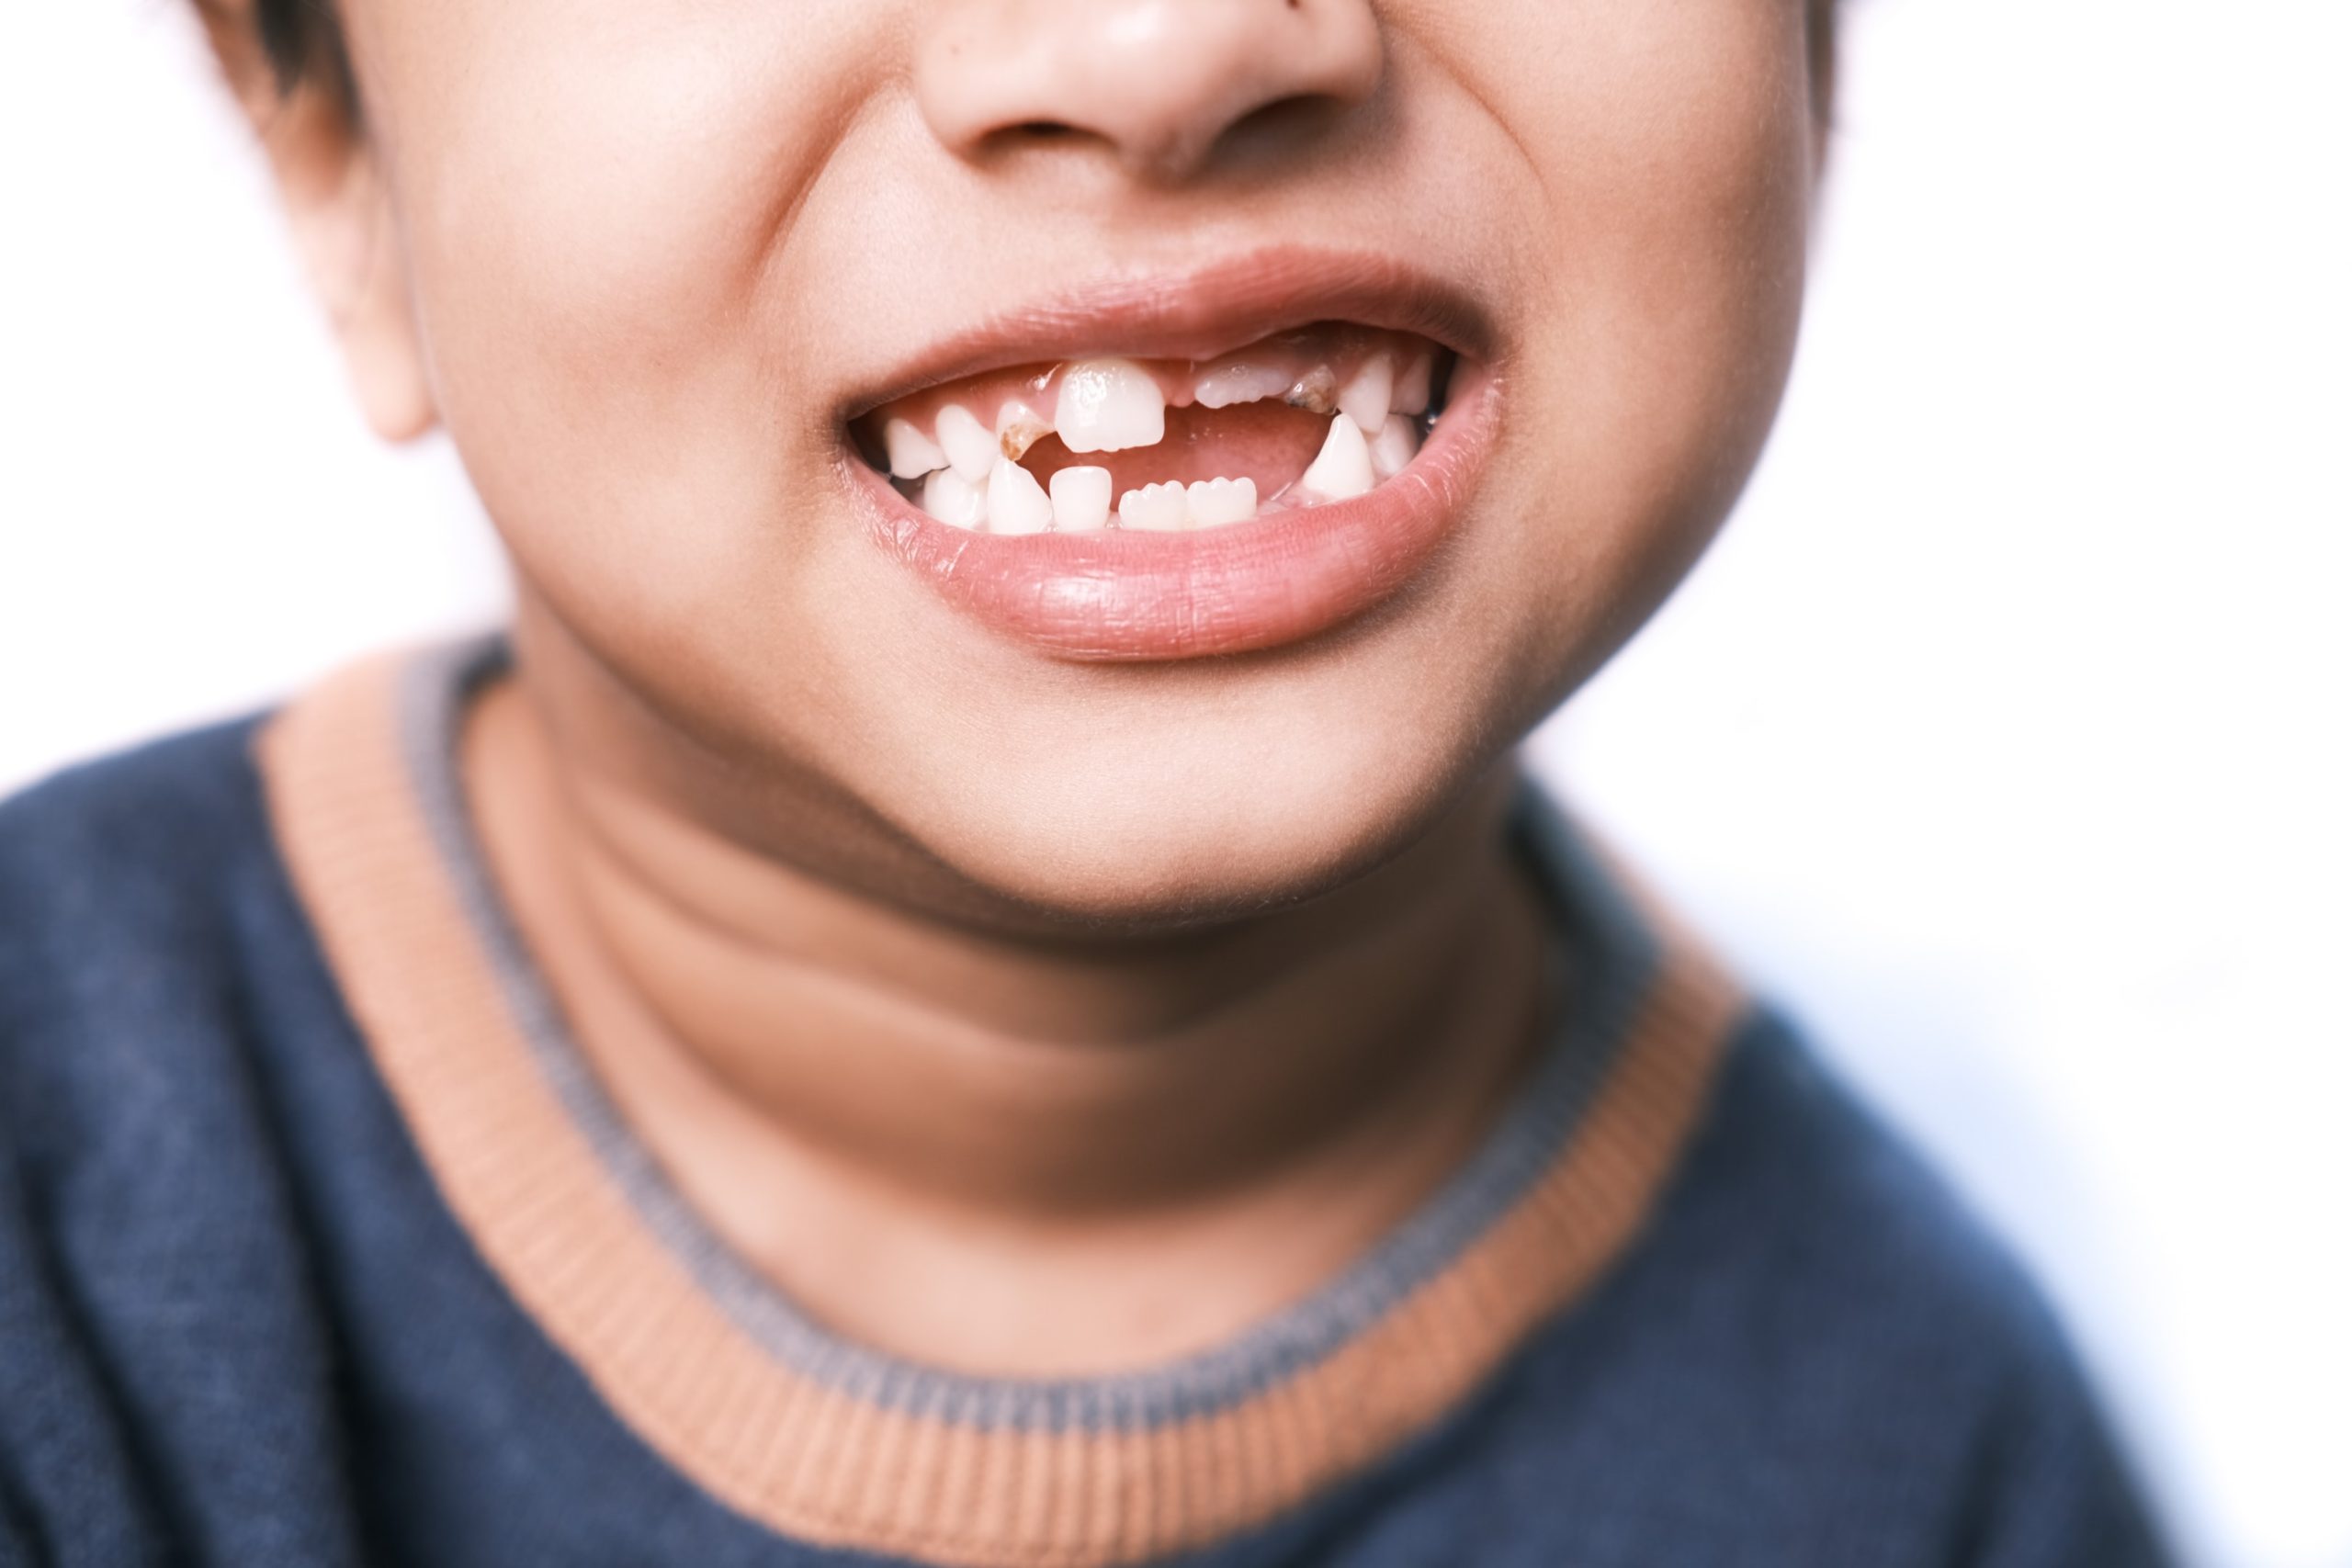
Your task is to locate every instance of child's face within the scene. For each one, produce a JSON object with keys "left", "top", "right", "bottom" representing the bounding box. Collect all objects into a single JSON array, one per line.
[{"left": 325, "top": 0, "right": 1818, "bottom": 924}]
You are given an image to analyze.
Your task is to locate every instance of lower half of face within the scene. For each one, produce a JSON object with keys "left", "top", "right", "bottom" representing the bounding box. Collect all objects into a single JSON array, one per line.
[{"left": 354, "top": 0, "right": 1818, "bottom": 928}]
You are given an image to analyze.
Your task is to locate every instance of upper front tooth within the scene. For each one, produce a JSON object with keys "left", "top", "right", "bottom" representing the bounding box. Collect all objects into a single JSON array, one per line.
[
  {"left": 1299, "top": 414, "right": 1375, "bottom": 502},
  {"left": 1370, "top": 414, "right": 1420, "bottom": 480},
  {"left": 1193, "top": 362, "right": 1294, "bottom": 411},
  {"left": 921, "top": 468, "right": 988, "bottom": 529},
  {"left": 1391, "top": 352, "right": 1434, "bottom": 416},
  {"left": 935, "top": 403, "right": 999, "bottom": 480},
  {"left": 1339, "top": 357, "right": 1395, "bottom": 435},
  {"left": 1049, "top": 466, "right": 1113, "bottom": 532},
  {"left": 1117, "top": 480, "right": 1190, "bottom": 531},
  {"left": 1186, "top": 477, "right": 1258, "bottom": 528},
  {"left": 1055, "top": 358, "right": 1166, "bottom": 454},
  {"left": 986, "top": 457, "right": 1054, "bottom": 535},
  {"left": 997, "top": 400, "right": 1052, "bottom": 461},
  {"left": 884, "top": 418, "right": 948, "bottom": 479}
]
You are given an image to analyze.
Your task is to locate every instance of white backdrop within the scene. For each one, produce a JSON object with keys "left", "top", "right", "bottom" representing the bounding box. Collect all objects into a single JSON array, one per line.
[{"left": 4, "top": 3, "right": 2347, "bottom": 1564}]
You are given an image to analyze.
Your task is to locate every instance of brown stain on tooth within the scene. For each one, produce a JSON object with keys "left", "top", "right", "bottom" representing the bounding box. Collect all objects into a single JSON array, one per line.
[{"left": 1284, "top": 366, "right": 1339, "bottom": 414}]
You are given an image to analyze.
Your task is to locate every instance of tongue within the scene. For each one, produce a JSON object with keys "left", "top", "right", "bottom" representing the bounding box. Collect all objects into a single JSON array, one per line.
[{"left": 1017, "top": 403, "right": 1332, "bottom": 502}]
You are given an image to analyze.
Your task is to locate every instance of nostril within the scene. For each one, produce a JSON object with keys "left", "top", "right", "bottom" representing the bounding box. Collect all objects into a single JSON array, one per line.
[
  {"left": 976, "top": 119, "right": 1103, "bottom": 163},
  {"left": 1223, "top": 93, "right": 1345, "bottom": 153},
  {"left": 915, "top": 0, "right": 1385, "bottom": 183}
]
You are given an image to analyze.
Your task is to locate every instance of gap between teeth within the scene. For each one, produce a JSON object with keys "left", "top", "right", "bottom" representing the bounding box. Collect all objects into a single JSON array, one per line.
[
  {"left": 916, "top": 410, "right": 1425, "bottom": 534},
  {"left": 884, "top": 343, "right": 1442, "bottom": 534}
]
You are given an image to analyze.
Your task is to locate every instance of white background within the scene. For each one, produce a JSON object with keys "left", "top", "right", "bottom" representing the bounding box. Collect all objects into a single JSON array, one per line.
[{"left": 4, "top": 2, "right": 2347, "bottom": 1564}]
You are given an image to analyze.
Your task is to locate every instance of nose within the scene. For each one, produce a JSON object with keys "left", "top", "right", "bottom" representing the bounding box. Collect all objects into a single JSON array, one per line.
[{"left": 915, "top": 0, "right": 1383, "bottom": 184}]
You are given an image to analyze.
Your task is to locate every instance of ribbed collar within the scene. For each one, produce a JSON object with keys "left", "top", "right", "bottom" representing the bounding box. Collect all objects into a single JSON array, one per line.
[{"left": 258, "top": 640, "right": 1746, "bottom": 1567}]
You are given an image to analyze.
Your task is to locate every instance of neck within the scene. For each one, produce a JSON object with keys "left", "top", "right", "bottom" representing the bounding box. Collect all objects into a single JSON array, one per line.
[{"left": 462, "top": 621, "right": 1557, "bottom": 1375}]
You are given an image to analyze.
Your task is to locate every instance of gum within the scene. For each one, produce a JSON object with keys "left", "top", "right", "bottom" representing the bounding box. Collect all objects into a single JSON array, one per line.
[
  {"left": 855, "top": 324, "right": 1439, "bottom": 467},
  {"left": 1004, "top": 401, "right": 1337, "bottom": 502}
]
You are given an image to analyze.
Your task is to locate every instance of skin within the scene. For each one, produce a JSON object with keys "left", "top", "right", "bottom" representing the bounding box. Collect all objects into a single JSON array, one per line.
[{"left": 204, "top": 0, "right": 1826, "bottom": 1373}]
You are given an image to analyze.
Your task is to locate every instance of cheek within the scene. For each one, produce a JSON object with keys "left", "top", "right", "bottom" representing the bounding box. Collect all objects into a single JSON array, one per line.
[
  {"left": 360, "top": 0, "right": 875, "bottom": 630},
  {"left": 1476, "top": 0, "right": 1815, "bottom": 660},
  {"left": 328, "top": 0, "right": 1821, "bottom": 912}
]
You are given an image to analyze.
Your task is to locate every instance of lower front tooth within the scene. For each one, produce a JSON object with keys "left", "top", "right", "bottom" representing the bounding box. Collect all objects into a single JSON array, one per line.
[
  {"left": 922, "top": 468, "right": 989, "bottom": 529},
  {"left": 1049, "top": 466, "right": 1112, "bottom": 532},
  {"left": 1185, "top": 477, "right": 1258, "bottom": 528},
  {"left": 1370, "top": 414, "right": 1420, "bottom": 480},
  {"left": 987, "top": 457, "right": 1054, "bottom": 535},
  {"left": 1117, "top": 481, "right": 1190, "bottom": 532},
  {"left": 1298, "top": 414, "right": 1375, "bottom": 502}
]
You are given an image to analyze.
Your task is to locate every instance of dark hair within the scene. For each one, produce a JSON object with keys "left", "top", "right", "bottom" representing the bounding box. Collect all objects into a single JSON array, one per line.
[{"left": 249, "top": 0, "right": 355, "bottom": 110}]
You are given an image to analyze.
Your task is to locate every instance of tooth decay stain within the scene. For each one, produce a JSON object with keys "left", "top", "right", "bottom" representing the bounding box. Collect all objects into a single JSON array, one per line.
[{"left": 860, "top": 326, "right": 1450, "bottom": 536}]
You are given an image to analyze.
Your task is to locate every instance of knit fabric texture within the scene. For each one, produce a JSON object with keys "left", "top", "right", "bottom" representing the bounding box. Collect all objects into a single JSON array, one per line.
[{"left": 0, "top": 649, "right": 2169, "bottom": 1568}]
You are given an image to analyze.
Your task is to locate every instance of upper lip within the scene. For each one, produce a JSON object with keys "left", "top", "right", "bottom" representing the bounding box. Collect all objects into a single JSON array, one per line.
[{"left": 834, "top": 245, "right": 1502, "bottom": 424}]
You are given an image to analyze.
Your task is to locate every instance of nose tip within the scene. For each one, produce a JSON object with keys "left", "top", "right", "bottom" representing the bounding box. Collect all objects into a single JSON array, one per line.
[{"left": 915, "top": 0, "right": 1383, "bottom": 184}]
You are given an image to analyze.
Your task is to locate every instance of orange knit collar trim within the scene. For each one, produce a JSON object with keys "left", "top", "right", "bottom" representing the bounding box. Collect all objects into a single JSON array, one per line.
[{"left": 257, "top": 643, "right": 1747, "bottom": 1567}]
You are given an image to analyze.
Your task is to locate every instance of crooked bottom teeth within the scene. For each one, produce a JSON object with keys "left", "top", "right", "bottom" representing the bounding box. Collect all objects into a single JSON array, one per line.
[
  {"left": 987, "top": 457, "right": 1054, "bottom": 535},
  {"left": 1299, "top": 414, "right": 1375, "bottom": 502},
  {"left": 922, "top": 468, "right": 988, "bottom": 528},
  {"left": 902, "top": 413, "right": 1430, "bottom": 534}
]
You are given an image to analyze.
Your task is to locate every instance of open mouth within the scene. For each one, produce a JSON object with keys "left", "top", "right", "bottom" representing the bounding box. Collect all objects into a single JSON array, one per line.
[
  {"left": 834, "top": 251, "right": 1501, "bottom": 660},
  {"left": 849, "top": 324, "right": 1457, "bottom": 536}
]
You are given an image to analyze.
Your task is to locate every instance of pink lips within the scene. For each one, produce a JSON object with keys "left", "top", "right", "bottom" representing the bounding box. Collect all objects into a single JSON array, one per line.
[{"left": 836, "top": 249, "right": 1504, "bottom": 662}]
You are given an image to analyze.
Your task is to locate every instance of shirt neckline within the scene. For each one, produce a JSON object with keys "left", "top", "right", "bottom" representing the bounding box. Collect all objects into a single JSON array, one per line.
[{"left": 259, "top": 637, "right": 1747, "bottom": 1567}]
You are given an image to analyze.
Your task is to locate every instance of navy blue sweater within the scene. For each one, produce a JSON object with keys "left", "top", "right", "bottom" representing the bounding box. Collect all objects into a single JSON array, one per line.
[{"left": 0, "top": 649, "right": 2168, "bottom": 1568}]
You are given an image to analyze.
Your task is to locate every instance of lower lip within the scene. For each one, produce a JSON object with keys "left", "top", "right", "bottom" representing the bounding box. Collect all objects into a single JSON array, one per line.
[{"left": 839, "top": 366, "right": 1500, "bottom": 662}]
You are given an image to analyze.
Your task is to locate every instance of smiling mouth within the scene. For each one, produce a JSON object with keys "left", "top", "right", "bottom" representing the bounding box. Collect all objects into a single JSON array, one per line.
[
  {"left": 850, "top": 324, "right": 1459, "bottom": 536},
  {"left": 833, "top": 249, "right": 1502, "bottom": 661}
]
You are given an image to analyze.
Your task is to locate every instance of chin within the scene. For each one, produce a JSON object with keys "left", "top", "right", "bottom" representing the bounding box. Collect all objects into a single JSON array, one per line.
[{"left": 883, "top": 703, "right": 1488, "bottom": 932}]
